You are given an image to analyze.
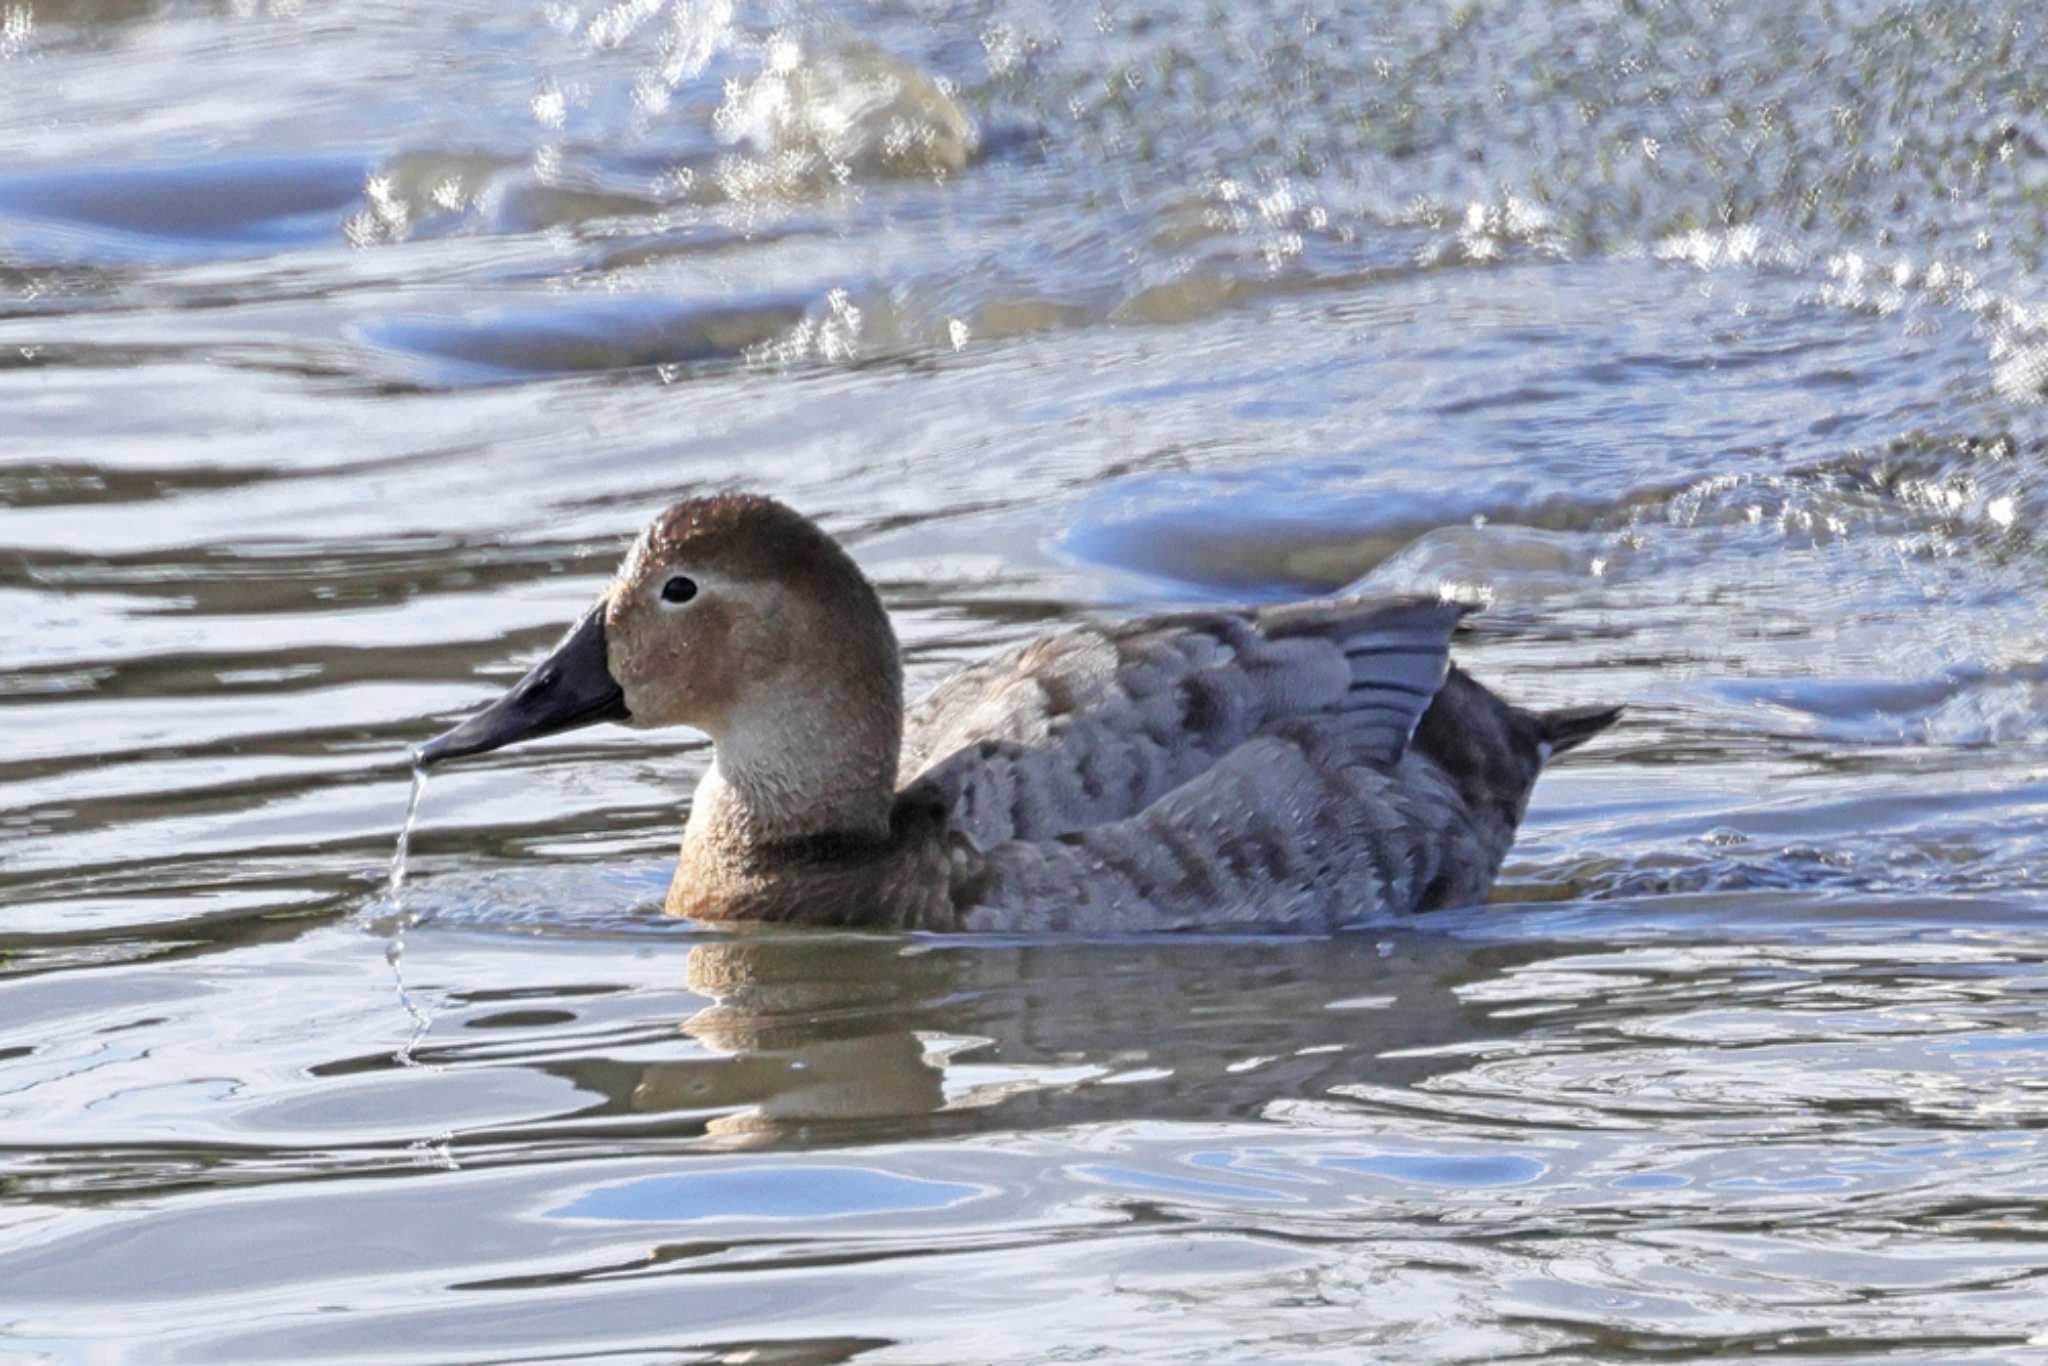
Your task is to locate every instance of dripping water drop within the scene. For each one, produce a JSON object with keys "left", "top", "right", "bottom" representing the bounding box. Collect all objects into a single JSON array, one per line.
[{"left": 374, "top": 761, "right": 436, "bottom": 1065}]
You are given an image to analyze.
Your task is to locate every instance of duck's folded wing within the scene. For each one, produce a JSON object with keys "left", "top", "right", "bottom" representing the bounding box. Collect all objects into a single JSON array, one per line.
[
  {"left": 952, "top": 718, "right": 1497, "bottom": 934},
  {"left": 905, "top": 595, "right": 1470, "bottom": 848}
]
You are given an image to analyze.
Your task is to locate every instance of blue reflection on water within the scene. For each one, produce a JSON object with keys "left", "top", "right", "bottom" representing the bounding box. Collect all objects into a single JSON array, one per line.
[
  {"left": 1072, "top": 1162, "right": 1300, "bottom": 1203},
  {"left": 1319, "top": 1151, "right": 1549, "bottom": 1187},
  {"left": 0, "top": 153, "right": 370, "bottom": 261},
  {"left": 555, "top": 1164, "right": 983, "bottom": 1223}
]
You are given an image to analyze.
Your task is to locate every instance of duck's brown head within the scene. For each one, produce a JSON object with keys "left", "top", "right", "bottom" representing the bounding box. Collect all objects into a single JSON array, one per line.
[{"left": 418, "top": 494, "right": 901, "bottom": 771}]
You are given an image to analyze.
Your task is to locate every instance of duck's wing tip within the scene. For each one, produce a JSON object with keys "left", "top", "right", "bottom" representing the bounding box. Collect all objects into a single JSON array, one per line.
[{"left": 1245, "top": 595, "right": 1467, "bottom": 768}]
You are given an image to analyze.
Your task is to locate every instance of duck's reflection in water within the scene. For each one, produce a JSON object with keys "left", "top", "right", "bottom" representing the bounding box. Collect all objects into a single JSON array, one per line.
[{"left": 610, "top": 929, "right": 1555, "bottom": 1147}]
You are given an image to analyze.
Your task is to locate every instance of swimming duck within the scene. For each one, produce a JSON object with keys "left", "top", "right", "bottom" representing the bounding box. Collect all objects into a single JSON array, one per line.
[{"left": 418, "top": 494, "right": 1619, "bottom": 932}]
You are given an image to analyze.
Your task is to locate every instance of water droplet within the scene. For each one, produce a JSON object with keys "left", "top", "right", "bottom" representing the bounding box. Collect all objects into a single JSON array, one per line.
[{"left": 371, "top": 765, "right": 436, "bottom": 1065}]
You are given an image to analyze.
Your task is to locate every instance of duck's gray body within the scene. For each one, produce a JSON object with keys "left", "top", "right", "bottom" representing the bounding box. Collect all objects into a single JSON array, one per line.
[{"left": 903, "top": 597, "right": 1614, "bottom": 933}]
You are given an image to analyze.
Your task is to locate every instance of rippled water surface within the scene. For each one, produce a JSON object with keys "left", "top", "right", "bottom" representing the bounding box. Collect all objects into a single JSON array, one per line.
[{"left": 8, "top": 0, "right": 2048, "bottom": 1359}]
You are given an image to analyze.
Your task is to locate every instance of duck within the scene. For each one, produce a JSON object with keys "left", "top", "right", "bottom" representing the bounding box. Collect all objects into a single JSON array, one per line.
[{"left": 416, "top": 493, "right": 1619, "bottom": 933}]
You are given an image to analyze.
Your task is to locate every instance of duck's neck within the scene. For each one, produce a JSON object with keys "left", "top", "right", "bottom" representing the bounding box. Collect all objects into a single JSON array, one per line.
[{"left": 683, "top": 683, "right": 904, "bottom": 860}]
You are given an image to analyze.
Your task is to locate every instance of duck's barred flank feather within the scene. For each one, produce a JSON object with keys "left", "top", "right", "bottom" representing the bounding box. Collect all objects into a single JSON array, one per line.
[{"left": 891, "top": 594, "right": 1599, "bottom": 932}]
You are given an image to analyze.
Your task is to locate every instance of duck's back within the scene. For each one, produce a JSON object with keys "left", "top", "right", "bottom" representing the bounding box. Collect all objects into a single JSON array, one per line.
[{"left": 902, "top": 596, "right": 1613, "bottom": 932}]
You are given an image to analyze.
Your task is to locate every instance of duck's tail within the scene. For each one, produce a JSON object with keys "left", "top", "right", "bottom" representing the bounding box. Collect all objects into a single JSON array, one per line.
[{"left": 1539, "top": 703, "right": 1624, "bottom": 758}]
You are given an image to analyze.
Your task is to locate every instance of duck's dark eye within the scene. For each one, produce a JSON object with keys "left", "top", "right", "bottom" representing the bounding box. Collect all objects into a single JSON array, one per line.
[{"left": 661, "top": 575, "right": 698, "bottom": 604}]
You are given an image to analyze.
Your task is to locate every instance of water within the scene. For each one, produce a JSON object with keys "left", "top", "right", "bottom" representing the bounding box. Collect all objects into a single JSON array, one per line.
[
  {"left": 5, "top": 0, "right": 2048, "bottom": 1359},
  {"left": 375, "top": 766, "right": 434, "bottom": 1063},
  {"left": 379, "top": 765, "right": 428, "bottom": 915}
]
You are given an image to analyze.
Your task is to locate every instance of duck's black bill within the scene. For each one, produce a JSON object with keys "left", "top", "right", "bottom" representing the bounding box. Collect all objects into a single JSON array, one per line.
[{"left": 416, "top": 607, "right": 629, "bottom": 767}]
